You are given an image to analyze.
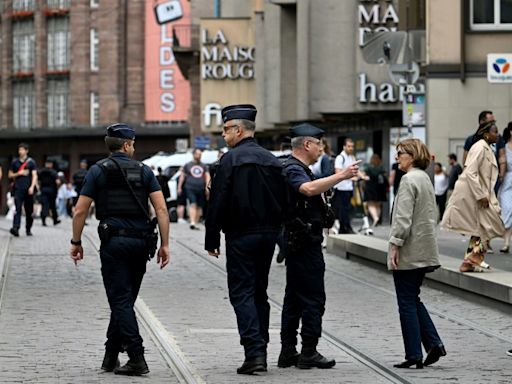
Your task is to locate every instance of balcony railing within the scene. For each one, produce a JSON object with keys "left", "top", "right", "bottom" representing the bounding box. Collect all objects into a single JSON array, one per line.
[{"left": 172, "top": 24, "right": 200, "bottom": 50}]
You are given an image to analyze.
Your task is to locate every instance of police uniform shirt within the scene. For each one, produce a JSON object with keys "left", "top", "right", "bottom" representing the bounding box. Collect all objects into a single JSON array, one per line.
[
  {"left": 285, "top": 163, "right": 313, "bottom": 192},
  {"left": 80, "top": 152, "right": 161, "bottom": 230},
  {"left": 10, "top": 157, "right": 37, "bottom": 191}
]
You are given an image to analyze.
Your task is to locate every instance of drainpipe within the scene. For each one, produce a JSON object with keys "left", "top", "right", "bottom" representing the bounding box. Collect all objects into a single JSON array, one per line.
[
  {"left": 214, "top": 0, "right": 221, "bottom": 18},
  {"left": 460, "top": 0, "right": 466, "bottom": 83}
]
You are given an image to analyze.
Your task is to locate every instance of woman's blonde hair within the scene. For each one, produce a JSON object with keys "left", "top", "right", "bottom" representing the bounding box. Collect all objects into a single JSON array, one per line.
[{"left": 396, "top": 138, "right": 431, "bottom": 170}]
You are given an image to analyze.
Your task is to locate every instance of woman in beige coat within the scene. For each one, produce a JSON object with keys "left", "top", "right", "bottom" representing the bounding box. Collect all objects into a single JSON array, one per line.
[
  {"left": 388, "top": 139, "right": 445, "bottom": 369},
  {"left": 442, "top": 120, "right": 505, "bottom": 272}
]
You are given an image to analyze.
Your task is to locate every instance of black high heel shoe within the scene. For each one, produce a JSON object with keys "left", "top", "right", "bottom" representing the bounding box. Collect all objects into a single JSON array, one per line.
[
  {"left": 424, "top": 345, "right": 446, "bottom": 366},
  {"left": 393, "top": 359, "right": 423, "bottom": 369}
]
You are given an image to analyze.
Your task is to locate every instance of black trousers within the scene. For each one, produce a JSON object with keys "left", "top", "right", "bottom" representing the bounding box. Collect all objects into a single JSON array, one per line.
[
  {"left": 13, "top": 188, "right": 34, "bottom": 230},
  {"left": 40, "top": 188, "right": 58, "bottom": 223},
  {"left": 334, "top": 190, "right": 353, "bottom": 232},
  {"left": 281, "top": 241, "right": 326, "bottom": 346},
  {"left": 100, "top": 236, "right": 148, "bottom": 358},
  {"left": 435, "top": 192, "right": 447, "bottom": 222},
  {"left": 225, "top": 232, "right": 277, "bottom": 359}
]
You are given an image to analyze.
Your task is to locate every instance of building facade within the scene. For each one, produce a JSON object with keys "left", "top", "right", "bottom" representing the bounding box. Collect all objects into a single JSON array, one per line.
[
  {"left": 426, "top": 0, "right": 512, "bottom": 164},
  {"left": 0, "top": 0, "right": 196, "bottom": 209}
]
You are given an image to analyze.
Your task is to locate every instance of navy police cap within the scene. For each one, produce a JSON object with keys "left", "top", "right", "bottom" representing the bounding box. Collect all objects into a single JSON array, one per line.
[
  {"left": 106, "top": 123, "right": 135, "bottom": 140},
  {"left": 289, "top": 123, "right": 324, "bottom": 139},
  {"left": 221, "top": 104, "right": 257, "bottom": 123}
]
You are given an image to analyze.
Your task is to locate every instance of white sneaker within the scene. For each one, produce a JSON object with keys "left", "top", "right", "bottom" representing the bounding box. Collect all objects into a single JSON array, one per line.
[{"left": 178, "top": 218, "right": 187, "bottom": 224}]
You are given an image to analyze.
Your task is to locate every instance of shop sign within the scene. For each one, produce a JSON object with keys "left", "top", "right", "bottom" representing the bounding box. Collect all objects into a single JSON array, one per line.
[
  {"left": 201, "top": 29, "right": 255, "bottom": 80},
  {"left": 358, "top": 0, "right": 399, "bottom": 46},
  {"left": 358, "top": 73, "right": 425, "bottom": 104},
  {"left": 487, "top": 54, "right": 512, "bottom": 83}
]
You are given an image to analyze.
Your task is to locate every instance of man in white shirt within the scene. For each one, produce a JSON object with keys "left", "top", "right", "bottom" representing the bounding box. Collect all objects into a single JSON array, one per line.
[{"left": 333, "top": 138, "right": 357, "bottom": 234}]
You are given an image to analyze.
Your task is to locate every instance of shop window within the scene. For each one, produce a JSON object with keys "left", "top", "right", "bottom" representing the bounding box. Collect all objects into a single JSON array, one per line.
[
  {"left": 47, "top": 80, "right": 69, "bottom": 128},
  {"left": 13, "top": 0, "right": 35, "bottom": 11},
  {"left": 90, "top": 92, "right": 99, "bottom": 126},
  {"left": 470, "top": 0, "right": 512, "bottom": 30},
  {"left": 12, "top": 20, "right": 35, "bottom": 73},
  {"left": 90, "top": 28, "right": 99, "bottom": 71},
  {"left": 47, "top": 17, "right": 70, "bottom": 71},
  {"left": 13, "top": 82, "right": 35, "bottom": 130}
]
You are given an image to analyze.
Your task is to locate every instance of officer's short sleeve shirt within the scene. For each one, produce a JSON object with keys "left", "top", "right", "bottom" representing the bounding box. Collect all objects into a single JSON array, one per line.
[{"left": 285, "top": 164, "right": 311, "bottom": 192}]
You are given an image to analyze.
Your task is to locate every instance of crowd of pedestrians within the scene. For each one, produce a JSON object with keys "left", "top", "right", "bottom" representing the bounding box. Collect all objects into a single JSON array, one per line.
[{"left": 2, "top": 105, "right": 512, "bottom": 376}]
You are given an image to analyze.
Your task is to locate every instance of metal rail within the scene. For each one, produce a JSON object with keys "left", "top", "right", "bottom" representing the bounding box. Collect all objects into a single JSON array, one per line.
[
  {"left": 175, "top": 239, "right": 413, "bottom": 384},
  {"left": 83, "top": 232, "right": 205, "bottom": 384}
]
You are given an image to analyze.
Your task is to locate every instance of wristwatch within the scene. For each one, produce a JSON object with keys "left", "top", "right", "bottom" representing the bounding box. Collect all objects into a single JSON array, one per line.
[{"left": 70, "top": 239, "right": 82, "bottom": 246}]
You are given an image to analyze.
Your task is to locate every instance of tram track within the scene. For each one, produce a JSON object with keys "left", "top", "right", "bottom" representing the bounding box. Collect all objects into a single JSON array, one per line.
[
  {"left": 81, "top": 231, "right": 205, "bottom": 384},
  {"left": 175, "top": 238, "right": 414, "bottom": 384}
]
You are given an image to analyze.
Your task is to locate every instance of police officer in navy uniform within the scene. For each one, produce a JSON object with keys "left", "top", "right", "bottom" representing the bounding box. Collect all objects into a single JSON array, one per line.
[
  {"left": 205, "top": 104, "right": 286, "bottom": 375},
  {"left": 278, "top": 124, "right": 360, "bottom": 369},
  {"left": 70, "top": 123, "right": 170, "bottom": 376}
]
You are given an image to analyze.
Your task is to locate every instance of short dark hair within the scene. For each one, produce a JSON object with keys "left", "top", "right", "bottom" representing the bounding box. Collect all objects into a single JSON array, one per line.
[
  {"left": 18, "top": 142, "right": 29, "bottom": 150},
  {"left": 104, "top": 136, "right": 128, "bottom": 151},
  {"left": 478, "top": 110, "right": 493, "bottom": 124},
  {"left": 193, "top": 148, "right": 203, "bottom": 155},
  {"left": 503, "top": 122, "right": 512, "bottom": 143},
  {"left": 448, "top": 153, "right": 457, "bottom": 162},
  {"left": 343, "top": 137, "right": 354, "bottom": 146}
]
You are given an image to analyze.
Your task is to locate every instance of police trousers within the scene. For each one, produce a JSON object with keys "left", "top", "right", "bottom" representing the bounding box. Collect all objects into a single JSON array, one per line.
[
  {"left": 100, "top": 236, "right": 148, "bottom": 358},
  {"left": 225, "top": 232, "right": 278, "bottom": 359},
  {"left": 281, "top": 241, "right": 326, "bottom": 346},
  {"left": 13, "top": 188, "right": 34, "bottom": 230}
]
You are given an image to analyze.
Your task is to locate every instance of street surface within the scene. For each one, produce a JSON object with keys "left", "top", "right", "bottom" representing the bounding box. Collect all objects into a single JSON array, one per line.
[{"left": 0, "top": 216, "right": 511, "bottom": 383}]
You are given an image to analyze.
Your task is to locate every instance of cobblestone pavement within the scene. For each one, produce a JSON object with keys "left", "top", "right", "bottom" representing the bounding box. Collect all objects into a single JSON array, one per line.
[{"left": 1, "top": 216, "right": 512, "bottom": 383}]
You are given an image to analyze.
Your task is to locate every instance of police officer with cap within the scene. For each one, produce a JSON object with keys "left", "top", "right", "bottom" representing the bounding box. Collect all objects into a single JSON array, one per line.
[
  {"left": 278, "top": 123, "right": 360, "bottom": 369},
  {"left": 70, "top": 123, "right": 170, "bottom": 376},
  {"left": 205, "top": 104, "right": 286, "bottom": 375}
]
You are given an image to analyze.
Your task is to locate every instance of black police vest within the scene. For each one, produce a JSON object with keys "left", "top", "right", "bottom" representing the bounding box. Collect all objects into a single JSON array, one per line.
[
  {"left": 95, "top": 157, "right": 149, "bottom": 220},
  {"left": 283, "top": 157, "right": 325, "bottom": 229}
]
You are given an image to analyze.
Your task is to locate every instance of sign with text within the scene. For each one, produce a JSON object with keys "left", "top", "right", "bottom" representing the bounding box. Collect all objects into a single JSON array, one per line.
[
  {"left": 145, "top": 0, "right": 190, "bottom": 122},
  {"left": 200, "top": 19, "right": 256, "bottom": 132},
  {"left": 487, "top": 54, "right": 512, "bottom": 83}
]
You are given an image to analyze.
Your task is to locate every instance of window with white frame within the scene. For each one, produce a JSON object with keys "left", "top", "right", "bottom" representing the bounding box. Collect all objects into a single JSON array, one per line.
[
  {"left": 90, "top": 0, "right": 99, "bottom": 9},
  {"left": 46, "top": 0, "right": 70, "bottom": 8},
  {"left": 471, "top": 0, "right": 512, "bottom": 30},
  {"left": 13, "top": 0, "right": 35, "bottom": 11},
  {"left": 47, "top": 17, "right": 70, "bottom": 71},
  {"left": 90, "top": 28, "right": 99, "bottom": 71},
  {"left": 13, "top": 82, "right": 35, "bottom": 130},
  {"left": 47, "top": 80, "right": 69, "bottom": 128},
  {"left": 12, "top": 20, "right": 35, "bottom": 73},
  {"left": 90, "top": 92, "right": 99, "bottom": 126}
]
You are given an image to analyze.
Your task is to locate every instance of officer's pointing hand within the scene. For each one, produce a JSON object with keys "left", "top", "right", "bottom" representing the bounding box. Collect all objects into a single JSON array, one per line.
[{"left": 157, "top": 246, "right": 170, "bottom": 269}]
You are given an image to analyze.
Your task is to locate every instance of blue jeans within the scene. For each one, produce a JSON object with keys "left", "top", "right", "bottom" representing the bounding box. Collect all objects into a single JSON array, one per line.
[{"left": 393, "top": 268, "right": 443, "bottom": 360}]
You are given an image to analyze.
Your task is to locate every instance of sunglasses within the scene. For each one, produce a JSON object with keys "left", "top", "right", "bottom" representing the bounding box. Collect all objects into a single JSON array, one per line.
[{"left": 396, "top": 150, "right": 410, "bottom": 157}]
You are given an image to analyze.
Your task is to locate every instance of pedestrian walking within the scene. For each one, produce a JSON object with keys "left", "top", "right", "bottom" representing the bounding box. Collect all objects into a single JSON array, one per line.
[
  {"left": 72, "top": 159, "right": 88, "bottom": 206},
  {"left": 499, "top": 122, "right": 512, "bottom": 253},
  {"left": 311, "top": 139, "right": 333, "bottom": 179},
  {"left": 442, "top": 121, "right": 505, "bottom": 272},
  {"left": 8, "top": 143, "right": 38, "bottom": 237},
  {"left": 361, "top": 153, "right": 388, "bottom": 227},
  {"left": 447, "top": 153, "right": 462, "bottom": 201},
  {"left": 38, "top": 159, "right": 60, "bottom": 226},
  {"left": 389, "top": 138, "right": 446, "bottom": 369},
  {"left": 333, "top": 138, "right": 358, "bottom": 233},
  {"left": 205, "top": 104, "right": 287, "bottom": 375},
  {"left": 70, "top": 123, "right": 170, "bottom": 376},
  {"left": 278, "top": 124, "right": 360, "bottom": 370},
  {"left": 178, "top": 148, "right": 210, "bottom": 230},
  {"left": 433, "top": 162, "right": 449, "bottom": 222},
  {"left": 156, "top": 167, "right": 171, "bottom": 206}
]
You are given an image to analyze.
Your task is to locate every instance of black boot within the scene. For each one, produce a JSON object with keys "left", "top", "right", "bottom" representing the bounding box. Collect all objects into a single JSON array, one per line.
[
  {"left": 278, "top": 344, "right": 300, "bottom": 368},
  {"left": 42, "top": 217, "right": 47, "bottom": 226},
  {"left": 297, "top": 338, "right": 336, "bottom": 369},
  {"left": 237, "top": 355, "right": 267, "bottom": 375},
  {"left": 101, "top": 350, "right": 120, "bottom": 372},
  {"left": 9, "top": 227, "right": 19, "bottom": 237},
  {"left": 114, "top": 354, "right": 149, "bottom": 376}
]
